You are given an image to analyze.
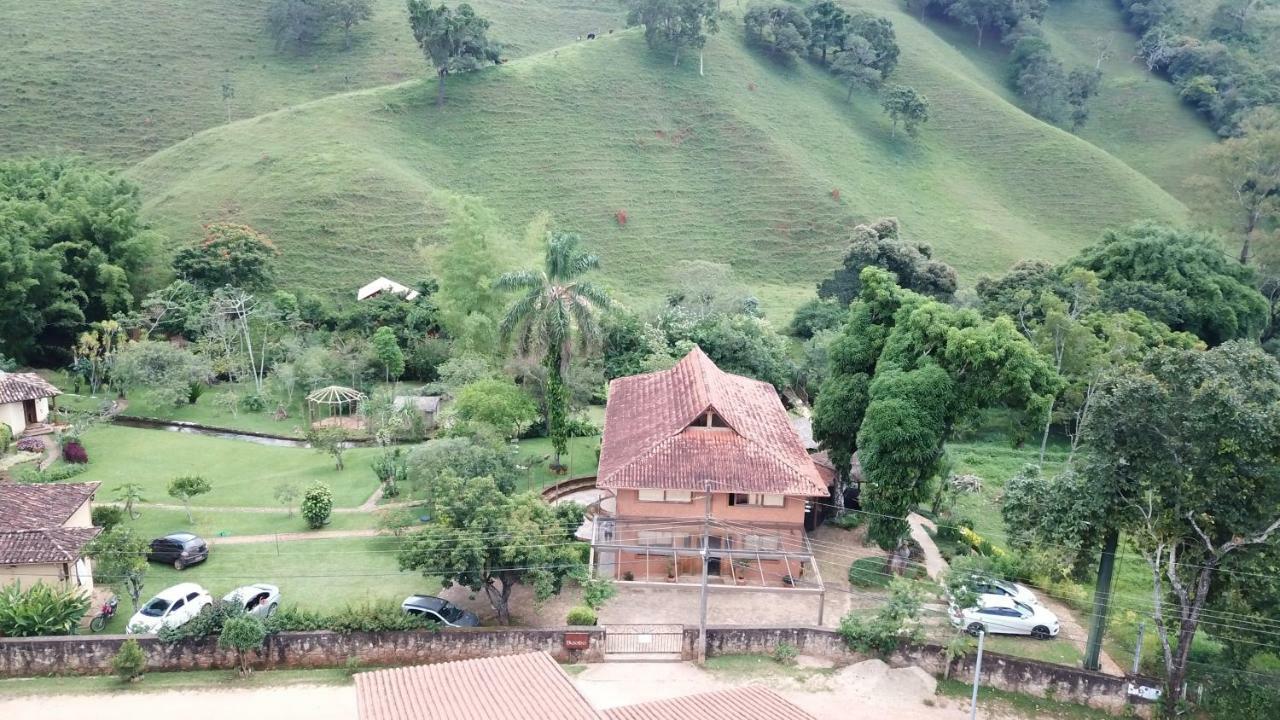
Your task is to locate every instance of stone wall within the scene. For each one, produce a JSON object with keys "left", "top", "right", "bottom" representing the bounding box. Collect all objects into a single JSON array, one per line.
[
  {"left": 0, "top": 627, "right": 604, "bottom": 677},
  {"left": 692, "top": 626, "right": 1156, "bottom": 714}
]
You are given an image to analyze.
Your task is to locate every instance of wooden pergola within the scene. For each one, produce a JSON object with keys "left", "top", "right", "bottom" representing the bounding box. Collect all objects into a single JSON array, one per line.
[{"left": 305, "top": 385, "right": 367, "bottom": 425}]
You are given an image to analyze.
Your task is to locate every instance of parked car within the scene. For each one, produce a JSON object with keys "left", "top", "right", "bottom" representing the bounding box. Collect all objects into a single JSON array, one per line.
[
  {"left": 147, "top": 532, "right": 209, "bottom": 570},
  {"left": 222, "top": 583, "right": 281, "bottom": 619},
  {"left": 949, "top": 595, "right": 1060, "bottom": 640},
  {"left": 127, "top": 583, "right": 213, "bottom": 634},
  {"left": 968, "top": 576, "right": 1041, "bottom": 606},
  {"left": 401, "top": 595, "right": 480, "bottom": 627}
]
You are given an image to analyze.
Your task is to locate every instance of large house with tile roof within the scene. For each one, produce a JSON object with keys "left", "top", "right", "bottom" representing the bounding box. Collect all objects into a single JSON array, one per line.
[
  {"left": 589, "top": 347, "right": 831, "bottom": 589},
  {"left": 0, "top": 483, "right": 102, "bottom": 594}
]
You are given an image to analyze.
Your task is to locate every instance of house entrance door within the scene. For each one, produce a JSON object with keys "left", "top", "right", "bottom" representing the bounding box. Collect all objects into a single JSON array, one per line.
[{"left": 23, "top": 400, "right": 37, "bottom": 424}]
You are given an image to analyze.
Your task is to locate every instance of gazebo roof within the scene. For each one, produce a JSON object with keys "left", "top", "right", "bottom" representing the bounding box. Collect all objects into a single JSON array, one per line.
[{"left": 305, "top": 386, "right": 367, "bottom": 405}]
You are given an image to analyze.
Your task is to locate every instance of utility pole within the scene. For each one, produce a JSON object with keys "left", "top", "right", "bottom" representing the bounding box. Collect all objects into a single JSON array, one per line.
[
  {"left": 970, "top": 630, "right": 986, "bottom": 720},
  {"left": 1085, "top": 529, "right": 1119, "bottom": 671},
  {"left": 1131, "top": 622, "right": 1145, "bottom": 675},
  {"left": 697, "top": 479, "right": 712, "bottom": 665}
]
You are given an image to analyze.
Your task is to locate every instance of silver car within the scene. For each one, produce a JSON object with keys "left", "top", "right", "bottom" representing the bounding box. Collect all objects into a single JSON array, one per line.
[{"left": 222, "top": 583, "right": 281, "bottom": 619}]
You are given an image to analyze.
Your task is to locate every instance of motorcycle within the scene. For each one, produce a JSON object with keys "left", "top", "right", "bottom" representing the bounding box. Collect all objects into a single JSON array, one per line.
[{"left": 89, "top": 595, "right": 119, "bottom": 632}]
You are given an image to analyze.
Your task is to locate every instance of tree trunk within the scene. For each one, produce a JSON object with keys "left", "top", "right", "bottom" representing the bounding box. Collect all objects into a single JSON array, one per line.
[
  {"left": 183, "top": 500, "right": 193, "bottom": 524},
  {"left": 484, "top": 578, "right": 512, "bottom": 625},
  {"left": 673, "top": 46, "right": 680, "bottom": 67},
  {"left": 699, "top": 50, "right": 704, "bottom": 77},
  {"left": 436, "top": 69, "right": 447, "bottom": 107},
  {"left": 847, "top": 84, "right": 854, "bottom": 103},
  {"left": 976, "top": 26, "right": 983, "bottom": 48},
  {"left": 344, "top": 24, "right": 353, "bottom": 51},
  {"left": 1038, "top": 396, "right": 1055, "bottom": 464}
]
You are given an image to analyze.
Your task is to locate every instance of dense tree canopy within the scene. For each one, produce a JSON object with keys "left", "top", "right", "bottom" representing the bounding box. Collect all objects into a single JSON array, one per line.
[
  {"left": 172, "top": 223, "right": 278, "bottom": 293},
  {"left": 406, "top": 2, "right": 500, "bottom": 106},
  {"left": 0, "top": 159, "right": 158, "bottom": 365},
  {"left": 817, "top": 217, "right": 956, "bottom": 305},
  {"left": 743, "top": 4, "right": 811, "bottom": 62},
  {"left": 626, "top": 0, "right": 719, "bottom": 71}
]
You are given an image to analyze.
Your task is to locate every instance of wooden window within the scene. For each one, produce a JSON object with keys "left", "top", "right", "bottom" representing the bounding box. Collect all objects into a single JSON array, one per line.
[
  {"left": 762, "top": 494, "right": 785, "bottom": 507},
  {"left": 729, "top": 493, "right": 787, "bottom": 507},
  {"left": 637, "top": 489, "right": 665, "bottom": 502},
  {"left": 638, "top": 489, "right": 692, "bottom": 503},
  {"left": 665, "top": 490, "right": 692, "bottom": 503}
]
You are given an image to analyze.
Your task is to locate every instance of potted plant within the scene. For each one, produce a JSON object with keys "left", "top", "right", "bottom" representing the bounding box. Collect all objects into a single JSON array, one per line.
[{"left": 666, "top": 559, "right": 676, "bottom": 582}]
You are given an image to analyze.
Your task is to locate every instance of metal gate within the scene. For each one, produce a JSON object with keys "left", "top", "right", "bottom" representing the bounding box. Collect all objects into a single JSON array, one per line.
[{"left": 603, "top": 624, "right": 685, "bottom": 661}]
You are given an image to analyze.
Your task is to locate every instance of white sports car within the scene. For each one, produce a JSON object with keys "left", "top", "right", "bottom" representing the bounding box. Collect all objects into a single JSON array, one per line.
[
  {"left": 127, "top": 583, "right": 213, "bottom": 634},
  {"left": 950, "top": 595, "right": 1061, "bottom": 640},
  {"left": 222, "top": 583, "right": 281, "bottom": 619}
]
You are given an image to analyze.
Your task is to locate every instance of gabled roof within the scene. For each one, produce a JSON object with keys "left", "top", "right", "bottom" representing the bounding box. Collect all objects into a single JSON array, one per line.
[
  {"left": 392, "top": 396, "right": 441, "bottom": 413},
  {"left": 355, "top": 652, "right": 599, "bottom": 720},
  {"left": 602, "top": 685, "right": 816, "bottom": 720},
  {"left": 598, "top": 347, "right": 826, "bottom": 496},
  {"left": 357, "top": 277, "right": 420, "bottom": 301},
  {"left": 0, "top": 483, "right": 100, "bottom": 529},
  {"left": 0, "top": 372, "right": 61, "bottom": 404},
  {"left": 0, "top": 527, "right": 101, "bottom": 565}
]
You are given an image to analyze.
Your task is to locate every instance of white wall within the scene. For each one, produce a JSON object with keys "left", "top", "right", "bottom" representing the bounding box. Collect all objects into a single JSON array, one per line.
[
  {"left": 0, "top": 402, "right": 25, "bottom": 436},
  {"left": 35, "top": 397, "right": 49, "bottom": 423}
]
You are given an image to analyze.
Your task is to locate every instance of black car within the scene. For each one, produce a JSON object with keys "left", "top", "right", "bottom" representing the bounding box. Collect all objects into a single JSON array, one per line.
[
  {"left": 401, "top": 595, "right": 480, "bottom": 627},
  {"left": 147, "top": 532, "right": 209, "bottom": 570}
]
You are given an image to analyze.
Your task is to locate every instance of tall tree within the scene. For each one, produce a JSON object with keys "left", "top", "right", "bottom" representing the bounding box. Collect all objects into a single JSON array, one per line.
[
  {"left": 805, "top": 1, "right": 850, "bottom": 64},
  {"left": 112, "top": 340, "right": 214, "bottom": 407},
  {"left": 406, "top": 2, "right": 500, "bottom": 107},
  {"left": 433, "top": 196, "right": 504, "bottom": 353},
  {"left": 626, "top": 0, "right": 719, "bottom": 73},
  {"left": 497, "top": 231, "right": 612, "bottom": 470},
  {"left": 881, "top": 85, "right": 930, "bottom": 138},
  {"left": 830, "top": 37, "right": 883, "bottom": 101},
  {"left": 398, "top": 473, "right": 582, "bottom": 624},
  {"left": 172, "top": 223, "right": 279, "bottom": 293},
  {"left": 847, "top": 10, "right": 900, "bottom": 78},
  {"left": 1081, "top": 342, "right": 1280, "bottom": 717},
  {"left": 743, "top": 4, "right": 812, "bottom": 62},
  {"left": 88, "top": 527, "right": 151, "bottom": 611},
  {"left": 817, "top": 218, "right": 957, "bottom": 305},
  {"left": 1194, "top": 107, "right": 1280, "bottom": 265},
  {"left": 370, "top": 326, "right": 405, "bottom": 381},
  {"left": 267, "top": 0, "right": 330, "bottom": 52},
  {"left": 328, "top": 0, "right": 373, "bottom": 49}
]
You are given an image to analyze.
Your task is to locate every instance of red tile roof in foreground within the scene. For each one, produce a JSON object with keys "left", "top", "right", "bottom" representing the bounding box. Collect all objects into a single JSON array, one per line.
[
  {"left": 0, "top": 371, "right": 61, "bottom": 404},
  {"left": 603, "top": 685, "right": 817, "bottom": 720},
  {"left": 0, "top": 527, "right": 101, "bottom": 565},
  {"left": 355, "top": 652, "right": 600, "bottom": 720},
  {"left": 598, "top": 347, "right": 827, "bottom": 497},
  {"left": 0, "top": 482, "right": 99, "bottom": 530}
]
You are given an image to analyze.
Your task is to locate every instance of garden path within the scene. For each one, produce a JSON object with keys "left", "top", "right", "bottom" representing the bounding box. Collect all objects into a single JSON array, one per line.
[
  {"left": 36, "top": 434, "right": 61, "bottom": 470},
  {"left": 908, "top": 513, "right": 947, "bottom": 580},
  {"left": 205, "top": 529, "right": 379, "bottom": 545},
  {"left": 106, "top": 499, "right": 416, "bottom": 514}
]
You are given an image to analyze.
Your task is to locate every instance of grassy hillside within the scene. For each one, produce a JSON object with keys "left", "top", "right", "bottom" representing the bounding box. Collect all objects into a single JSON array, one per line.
[
  {"left": 129, "top": 14, "right": 1188, "bottom": 317},
  {"left": 0, "top": 0, "right": 627, "bottom": 164}
]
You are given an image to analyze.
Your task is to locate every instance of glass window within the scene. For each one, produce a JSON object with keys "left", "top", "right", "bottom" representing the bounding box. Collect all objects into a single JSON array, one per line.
[
  {"left": 170, "top": 598, "right": 185, "bottom": 612},
  {"left": 637, "top": 489, "right": 665, "bottom": 502},
  {"left": 637, "top": 530, "right": 674, "bottom": 547},
  {"left": 762, "top": 494, "right": 785, "bottom": 507},
  {"left": 743, "top": 534, "right": 780, "bottom": 551},
  {"left": 638, "top": 489, "right": 691, "bottom": 503},
  {"left": 665, "top": 490, "right": 691, "bottom": 502},
  {"left": 141, "top": 598, "right": 169, "bottom": 617}
]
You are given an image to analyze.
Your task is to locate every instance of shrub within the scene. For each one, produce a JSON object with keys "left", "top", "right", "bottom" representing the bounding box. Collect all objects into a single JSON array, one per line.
[
  {"left": 563, "top": 416, "right": 600, "bottom": 438},
  {"left": 92, "top": 505, "right": 125, "bottom": 532},
  {"left": 219, "top": 615, "right": 267, "bottom": 676},
  {"left": 17, "top": 463, "right": 88, "bottom": 484},
  {"left": 831, "top": 512, "right": 864, "bottom": 530},
  {"left": 112, "top": 638, "right": 147, "bottom": 682},
  {"left": 0, "top": 582, "right": 91, "bottom": 637},
  {"left": 324, "top": 603, "right": 439, "bottom": 633},
  {"left": 241, "top": 394, "right": 266, "bottom": 412},
  {"left": 848, "top": 557, "right": 891, "bottom": 588},
  {"left": 0, "top": 423, "right": 12, "bottom": 454},
  {"left": 580, "top": 576, "right": 616, "bottom": 611},
  {"left": 16, "top": 437, "right": 43, "bottom": 454},
  {"left": 838, "top": 579, "right": 925, "bottom": 655},
  {"left": 772, "top": 642, "right": 798, "bottom": 666},
  {"left": 566, "top": 606, "right": 597, "bottom": 626},
  {"left": 301, "top": 482, "right": 334, "bottom": 528},
  {"left": 62, "top": 440, "right": 89, "bottom": 464}
]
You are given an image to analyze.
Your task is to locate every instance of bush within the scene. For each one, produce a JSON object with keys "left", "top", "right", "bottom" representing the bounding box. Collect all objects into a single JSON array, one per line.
[
  {"left": 0, "top": 582, "right": 92, "bottom": 637},
  {"left": 17, "top": 463, "right": 88, "bottom": 484},
  {"left": 772, "top": 642, "right": 798, "bottom": 666},
  {"left": 580, "top": 576, "right": 616, "bottom": 611},
  {"left": 566, "top": 606, "right": 597, "bottom": 626},
  {"left": 219, "top": 614, "right": 267, "bottom": 676},
  {"left": 300, "top": 482, "right": 334, "bottom": 528},
  {"left": 241, "top": 394, "right": 266, "bottom": 412},
  {"left": 0, "top": 423, "right": 12, "bottom": 454},
  {"left": 92, "top": 505, "right": 125, "bottom": 532},
  {"left": 849, "top": 557, "right": 892, "bottom": 588},
  {"left": 838, "top": 579, "right": 925, "bottom": 655},
  {"left": 830, "top": 512, "right": 864, "bottom": 530},
  {"left": 16, "top": 437, "right": 43, "bottom": 453},
  {"left": 323, "top": 603, "right": 440, "bottom": 633},
  {"left": 112, "top": 638, "right": 147, "bottom": 682},
  {"left": 563, "top": 416, "right": 600, "bottom": 438},
  {"left": 62, "top": 440, "right": 88, "bottom": 464}
]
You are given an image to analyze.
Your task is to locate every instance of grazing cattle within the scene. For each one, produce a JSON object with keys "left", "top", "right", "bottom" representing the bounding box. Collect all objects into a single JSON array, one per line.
[{"left": 587, "top": 32, "right": 596, "bottom": 40}]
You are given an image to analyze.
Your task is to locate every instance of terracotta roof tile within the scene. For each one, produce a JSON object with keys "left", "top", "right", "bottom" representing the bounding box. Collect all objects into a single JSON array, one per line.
[
  {"left": 0, "top": 527, "right": 101, "bottom": 565},
  {"left": 0, "top": 483, "right": 99, "bottom": 530},
  {"left": 355, "top": 652, "right": 601, "bottom": 720},
  {"left": 598, "top": 348, "right": 826, "bottom": 496},
  {"left": 602, "top": 685, "right": 816, "bottom": 720},
  {"left": 0, "top": 372, "right": 61, "bottom": 404}
]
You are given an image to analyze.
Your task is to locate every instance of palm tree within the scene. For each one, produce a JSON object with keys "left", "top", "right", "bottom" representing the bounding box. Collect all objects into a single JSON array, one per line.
[{"left": 496, "top": 231, "right": 612, "bottom": 471}]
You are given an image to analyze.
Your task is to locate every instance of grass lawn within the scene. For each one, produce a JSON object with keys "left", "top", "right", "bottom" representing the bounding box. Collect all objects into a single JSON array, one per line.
[
  {"left": 0, "top": 668, "right": 354, "bottom": 696},
  {"left": 95, "top": 536, "right": 439, "bottom": 633},
  {"left": 936, "top": 678, "right": 1115, "bottom": 719},
  {"left": 123, "top": 386, "right": 311, "bottom": 439},
  {"left": 704, "top": 654, "right": 836, "bottom": 683},
  {"left": 74, "top": 425, "right": 384, "bottom": 508},
  {"left": 513, "top": 435, "right": 602, "bottom": 491},
  {"left": 983, "top": 635, "right": 1085, "bottom": 668},
  {"left": 115, "top": 506, "right": 382, "bottom": 541}
]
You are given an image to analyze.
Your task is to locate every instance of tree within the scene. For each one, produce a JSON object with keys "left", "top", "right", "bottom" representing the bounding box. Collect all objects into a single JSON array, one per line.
[
  {"left": 408, "top": 436, "right": 522, "bottom": 500},
  {"left": 1008, "top": 36, "right": 1068, "bottom": 123},
  {"left": 817, "top": 218, "right": 957, "bottom": 306},
  {"left": 219, "top": 615, "right": 267, "bottom": 676},
  {"left": 301, "top": 481, "right": 335, "bottom": 528},
  {"left": 267, "top": 0, "right": 328, "bottom": 52},
  {"left": 406, "top": 1, "right": 500, "bottom": 107},
  {"left": 434, "top": 196, "right": 504, "bottom": 350},
  {"left": 328, "top": 0, "right": 373, "bottom": 49},
  {"left": 371, "top": 326, "right": 406, "bottom": 381},
  {"left": 945, "top": 0, "right": 1043, "bottom": 47},
  {"left": 112, "top": 340, "right": 213, "bottom": 407},
  {"left": 830, "top": 37, "right": 882, "bottom": 101},
  {"left": 847, "top": 10, "right": 900, "bottom": 77},
  {"left": 743, "top": 4, "right": 812, "bottom": 63},
  {"left": 881, "top": 85, "right": 930, "bottom": 138},
  {"left": 398, "top": 473, "right": 582, "bottom": 625},
  {"left": 113, "top": 483, "right": 147, "bottom": 520},
  {"left": 451, "top": 377, "right": 539, "bottom": 440},
  {"left": 88, "top": 527, "right": 151, "bottom": 611},
  {"left": 112, "top": 639, "right": 147, "bottom": 682},
  {"left": 167, "top": 475, "right": 212, "bottom": 523},
  {"left": 1194, "top": 107, "right": 1280, "bottom": 265},
  {"left": 172, "top": 223, "right": 278, "bottom": 293},
  {"left": 496, "top": 231, "right": 612, "bottom": 470},
  {"left": 72, "top": 320, "right": 126, "bottom": 396},
  {"left": 305, "top": 426, "right": 350, "bottom": 470},
  {"left": 1071, "top": 222, "right": 1267, "bottom": 345},
  {"left": 274, "top": 482, "right": 301, "bottom": 517},
  {"left": 0, "top": 159, "right": 158, "bottom": 365},
  {"left": 1066, "top": 67, "right": 1103, "bottom": 131},
  {"left": 626, "top": 0, "right": 719, "bottom": 73},
  {"left": 1080, "top": 342, "right": 1280, "bottom": 716},
  {"left": 805, "top": 1, "right": 849, "bottom": 64},
  {"left": 0, "top": 583, "right": 91, "bottom": 637}
]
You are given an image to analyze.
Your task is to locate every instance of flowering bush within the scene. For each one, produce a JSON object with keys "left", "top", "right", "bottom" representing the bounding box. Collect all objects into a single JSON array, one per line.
[
  {"left": 62, "top": 440, "right": 89, "bottom": 464},
  {"left": 16, "top": 437, "right": 43, "bottom": 454}
]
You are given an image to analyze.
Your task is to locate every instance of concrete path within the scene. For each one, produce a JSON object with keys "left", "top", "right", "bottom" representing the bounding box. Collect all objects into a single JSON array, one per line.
[
  {"left": 0, "top": 685, "right": 354, "bottom": 720},
  {"left": 106, "top": 499, "right": 416, "bottom": 515},
  {"left": 908, "top": 513, "right": 947, "bottom": 580},
  {"left": 36, "top": 435, "right": 61, "bottom": 470},
  {"left": 206, "top": 529, "right": 380, "bottom": 546}
]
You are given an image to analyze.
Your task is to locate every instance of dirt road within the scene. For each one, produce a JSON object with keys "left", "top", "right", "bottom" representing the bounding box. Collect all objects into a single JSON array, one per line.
[{"left": 0, "top": 684, "right": 355, "bottom": 720}]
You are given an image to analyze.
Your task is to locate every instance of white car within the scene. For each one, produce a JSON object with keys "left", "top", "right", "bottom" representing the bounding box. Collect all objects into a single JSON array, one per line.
[
  {"left": 127, "top": 583, "right": 214, "bottom": 634},
  {"left": 222, "top": 583, "right": 281, "bottom": 619},
  {"left": 969, "top": 576, "right": 1041, "bottom": 606},
  {"left": 950, "top": 595, "right": 1060, "bottom": 640}
]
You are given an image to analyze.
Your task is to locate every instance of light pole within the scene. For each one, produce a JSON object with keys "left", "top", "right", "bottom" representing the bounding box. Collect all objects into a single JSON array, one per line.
[{"left": 697, "top": 480, "right": 712, "bottom": 665}]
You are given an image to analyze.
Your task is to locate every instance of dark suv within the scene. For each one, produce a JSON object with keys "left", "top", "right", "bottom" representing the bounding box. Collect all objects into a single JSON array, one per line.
[{"left": 147, "top": 532, "right": 209, "bottom": 570}]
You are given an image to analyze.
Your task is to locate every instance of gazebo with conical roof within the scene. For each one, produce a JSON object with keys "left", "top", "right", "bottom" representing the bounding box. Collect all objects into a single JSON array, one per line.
[{"left": 305, "top": 385, "right": 367, "bottom": 426}]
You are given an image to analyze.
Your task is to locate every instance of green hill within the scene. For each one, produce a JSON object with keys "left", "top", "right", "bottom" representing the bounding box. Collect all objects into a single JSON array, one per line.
[
  {"left": 129, "top": 13, "right": 1189, "bottom": 317},
  {"left": 0, "top": 0, "right": 627, "bottom": 164}
]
